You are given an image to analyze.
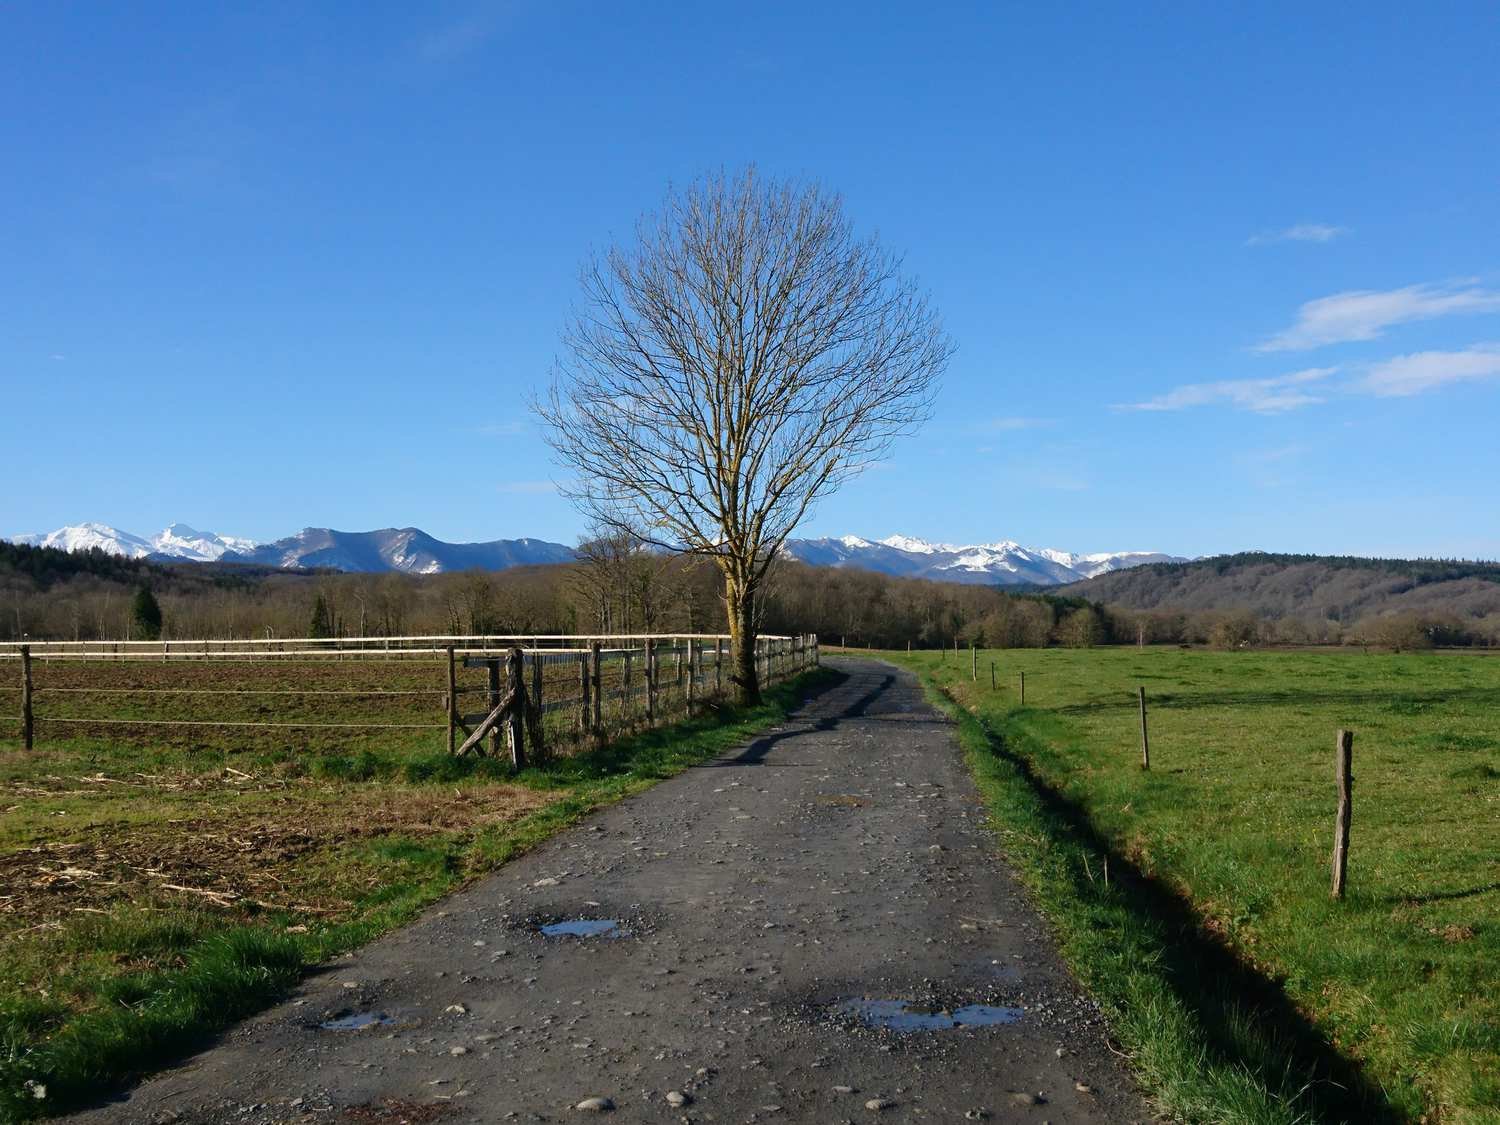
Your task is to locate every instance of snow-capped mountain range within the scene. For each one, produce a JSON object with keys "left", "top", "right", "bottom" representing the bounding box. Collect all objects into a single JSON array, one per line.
[
  {"left": 7, "top": 523, "right": 1187, "bottom": 585},
  {"left": 783, "top": 535, "right": 1186, "bottom": 585},
  {"left": 12, "top": 522, "right": 258, "bottom": 562}
]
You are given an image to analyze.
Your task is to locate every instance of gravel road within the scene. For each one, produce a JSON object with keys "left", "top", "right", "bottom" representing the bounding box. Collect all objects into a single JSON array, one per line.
[{"left": 72, "top": 658, "right": 1151, "bottom": 1125}]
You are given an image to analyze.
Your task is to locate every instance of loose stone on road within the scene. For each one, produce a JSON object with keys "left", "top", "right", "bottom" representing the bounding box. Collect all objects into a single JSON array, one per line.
[{"left": 70, "top": 659, "right": 1151, "bottom": 1124}]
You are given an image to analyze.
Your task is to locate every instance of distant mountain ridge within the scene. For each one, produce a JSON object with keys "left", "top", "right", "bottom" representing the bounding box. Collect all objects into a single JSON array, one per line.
[
  {"left": 12, "top": 522, "right": 257, "bottom": 562},
  {"left": 7, "top": 523, "right": 1185, "bottom": 584},
  {"left": 223, "top": 527, "right": 577, "bottom": 574},
  {"left": 783, "top": 534, "right": 1187, "bottom": 586}
]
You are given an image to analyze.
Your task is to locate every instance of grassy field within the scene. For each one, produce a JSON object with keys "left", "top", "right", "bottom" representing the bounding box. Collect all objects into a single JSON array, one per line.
[
  {"left": 891, "top": 646, "right": 1499, "bottom": 1124},
  {"left": 0, "top": 656, "right": 834, "bottom": 1120}
]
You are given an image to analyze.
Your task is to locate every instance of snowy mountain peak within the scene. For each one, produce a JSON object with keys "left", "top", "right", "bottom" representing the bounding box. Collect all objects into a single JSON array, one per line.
[
  {"left": 10, "top": 522, "right": 258, "bottom": 563},
  {"left": 783, "top": 534, "right": 1188, "bottom": 586},
  {"left": 877, "top": 534, "right": 954, "bottom": 554}
]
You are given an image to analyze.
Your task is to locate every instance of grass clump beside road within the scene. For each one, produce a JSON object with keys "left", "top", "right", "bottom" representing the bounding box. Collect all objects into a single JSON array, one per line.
[
  {"left": 894, "top": 647, "right": 1498, "bottom": 1125},
  {"left": 0, "top": 666, "right": 837, "bottom": 1120}
]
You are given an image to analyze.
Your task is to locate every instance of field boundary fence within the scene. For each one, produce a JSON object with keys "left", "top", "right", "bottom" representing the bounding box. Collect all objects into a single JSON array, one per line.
[{"left": 0, "top": 633, "right": 820, "bottom": 761}]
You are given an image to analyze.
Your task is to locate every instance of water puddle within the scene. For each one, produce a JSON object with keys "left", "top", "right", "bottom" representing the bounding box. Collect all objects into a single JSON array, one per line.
[
  {"left": 319, "top": 1010, "right": 395, "bottom": 1031},
  {"left": 539, "top": 918, "right": 629, "bottom": 939},
  {"left": 839, "top": 998, "right": 1023, "bottom": 1031}
]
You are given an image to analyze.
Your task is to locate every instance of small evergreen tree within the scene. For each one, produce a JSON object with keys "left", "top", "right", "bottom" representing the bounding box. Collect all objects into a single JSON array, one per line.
[
  {"left": 308, "top": 593, "right": 334, "bottom": 639},
  {"left": 131, "top": 586, "right": 163, "bottom": 640}
]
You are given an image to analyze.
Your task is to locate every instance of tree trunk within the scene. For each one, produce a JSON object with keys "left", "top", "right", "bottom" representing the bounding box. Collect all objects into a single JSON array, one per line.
[{"left": 725, "top": 574, "right": 760, "bottom": 706}]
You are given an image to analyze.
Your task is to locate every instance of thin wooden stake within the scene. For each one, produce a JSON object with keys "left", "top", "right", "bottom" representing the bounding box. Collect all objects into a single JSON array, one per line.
[
  {"left": 1332, "top": 729, "right": 1353, "bottom": 900},
  {"left": 990, "top": 662, "right": 996, "bottom": 691},
  {"left": 1019, "top": 670, "right": 1025, "bottom": 705},
  {"left": 506, "top": 646, "right": 526, "bottom": 768},
  {"left": 578, "top": 653, "right": 590, "bottom": 735},
  {"left": 971, "top": 645, "right": 977, "bottom": 681},
  {"left": 445, "top": 646, "right": 456, "bottom": 754},
  {"left": 645, "top": 639, "right": 657, "bottom": 724},
  {"left": 1138, "top": 686, "right": 1150, "bottom": 771},
  {"left": 20, "top": 644, "right": 34, "bottom": 751},
  {"left": 590, "top": 641, "right": 602, "bottom": 734}
]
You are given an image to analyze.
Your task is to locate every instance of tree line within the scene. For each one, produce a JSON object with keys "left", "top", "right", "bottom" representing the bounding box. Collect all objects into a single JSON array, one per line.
[{"left": 5, "top": 541, "right": 1496, "bottom": 650}]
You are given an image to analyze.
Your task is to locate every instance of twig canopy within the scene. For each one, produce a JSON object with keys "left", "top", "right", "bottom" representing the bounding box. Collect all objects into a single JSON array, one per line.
[{"left": 536, "top": 167, "right": 952, "bottom": 701}]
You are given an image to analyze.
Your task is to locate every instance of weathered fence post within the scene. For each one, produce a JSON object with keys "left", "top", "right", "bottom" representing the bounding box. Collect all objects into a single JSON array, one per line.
[
  {"left": 506, "top": 646, "right": 526, "bottom": 769},
  {"left": 20, "top": 644, "right": 34, "bottom": 751},
  {"left": 1332, "top": 729, "right": 1353, "bottom": 900},
  {"left": 645, "top": 638, "right": 657, "bottom": 724},
  {"left": 971, "top": 645, "right": 977, "bottom": 681},
  {"left": 1019, "top": 670, "right": 1025, "bottom": 705},
  {"left": 1138, "top": 686, "right": 1150, "bottom": 771},
  {"left": 990, "top": 662, "right": 996, "bottom": 691},
  {"left": 590, "top": 641, "right": 602, "bottom": 734},
  {"left": 487, "top": 656, "right": 502, "bottom": 757},
  {"left": 528, "top": 651, "right": 545, "bottom": 757},
  {"left": 578, "top": 652, "right": 591, "bottom": 735},
  {"left": 445, "top": 646, "right": 456, "bottom": 754},
  {"left": 686, "top": 639, "right": 696, "bottom": 708}
]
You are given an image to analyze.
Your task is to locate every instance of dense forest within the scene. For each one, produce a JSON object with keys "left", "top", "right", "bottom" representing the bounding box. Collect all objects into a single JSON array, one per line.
[{"left": 3, "top": 541, "right": 1498, "bottom": 649}]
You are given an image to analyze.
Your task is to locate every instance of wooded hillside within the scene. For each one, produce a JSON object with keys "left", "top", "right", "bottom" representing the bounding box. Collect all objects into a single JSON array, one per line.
[{"left": 1058, "top": 552, "right": 1500, "bottom": 625}]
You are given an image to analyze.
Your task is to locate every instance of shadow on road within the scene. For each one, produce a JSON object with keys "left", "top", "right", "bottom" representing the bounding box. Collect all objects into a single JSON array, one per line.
[{"left": 710, "top": 663, "right": 945, "bottom": 768}]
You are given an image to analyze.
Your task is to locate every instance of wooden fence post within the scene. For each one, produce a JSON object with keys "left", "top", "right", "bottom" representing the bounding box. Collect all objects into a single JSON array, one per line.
[
  {"left": 1019, "top": 670, "right": 1025, "bottom": 705},
  {"left": 645, "top": 639, "right": 657, "bottom": 724},
  {"left": 1138, "top": 686, "right": 1150, "bottom": 771},
  {"left": 686, "top": 639, "right": 696, "bottom": 708},
  {"left": 20, "top": 644, "right": 33, "bottom": 751},
  {"left": 578, "top": 653, "right": 591, "bottom": 735},
  {"left": 1332, "top": 729, "right": 1353, "bottom": 900},
  {"left": 487, "top": 657, "right": 502, "bottom": 758},
  {"left": 445, "top": 646, "right": 456, "bottom": 754},
  {"left": 971, "top": 645, "right": 977, "bottom": 681},
  {"left": 590, "top": 641, "right": 602, "bottom": 734},
  {"left": 506, "top": 646, "right": 526, "bottom": 769},
  {"left": 990, "top": 662, "right": 996, "bottom": 691},
  {"left": 529, "top": 651, "right": 545, "bottom": 757}
]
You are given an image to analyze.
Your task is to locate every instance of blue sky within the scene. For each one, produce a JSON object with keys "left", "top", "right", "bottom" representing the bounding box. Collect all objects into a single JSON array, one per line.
[{"left": 4, "top": 2, "right": 1499, "bottom": 558}]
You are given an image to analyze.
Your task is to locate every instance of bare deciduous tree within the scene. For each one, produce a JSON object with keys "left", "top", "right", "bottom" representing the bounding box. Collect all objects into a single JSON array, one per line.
[{"left": 535, "top": 168, "right": 952, "bottom": 702}]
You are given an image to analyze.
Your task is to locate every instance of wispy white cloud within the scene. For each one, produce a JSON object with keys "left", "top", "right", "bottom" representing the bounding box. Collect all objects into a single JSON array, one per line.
[
  {"left": 1359, "top": 343, "right": 1500, "bottom": 397},
  {"left": 496, "top": 480, "right": 556, "bottom": 495},
  {"left": 1115, "top": 367, "right": 1337, "bottom": 414},
  {"left": 1257, "top": 281, "right": 1500, "bottom": 352},
  {"left": 1246, "top": 223, "right": 1348, "bottom": 246}
]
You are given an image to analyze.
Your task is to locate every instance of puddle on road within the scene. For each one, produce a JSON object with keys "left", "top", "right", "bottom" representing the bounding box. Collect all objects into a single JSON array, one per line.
[
  {"left": 320, "top": 1010, "right": 395, "bottom": 1031},
  {"left": 839, "top": 998, "right": 1023, "bottom": 1031},
  {"left": 539, "top": 918, "right": 629, "bottom": 939}
]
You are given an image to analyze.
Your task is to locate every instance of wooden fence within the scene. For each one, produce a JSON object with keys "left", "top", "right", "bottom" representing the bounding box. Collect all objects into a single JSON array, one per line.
[{"left": 0, "top": 633, "right": 820, "bottom": 760}]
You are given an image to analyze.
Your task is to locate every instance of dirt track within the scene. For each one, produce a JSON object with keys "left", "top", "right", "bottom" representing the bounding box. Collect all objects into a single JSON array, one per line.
[{"left": 72, "top": 659, "right": 1151, "bottom": 1124}]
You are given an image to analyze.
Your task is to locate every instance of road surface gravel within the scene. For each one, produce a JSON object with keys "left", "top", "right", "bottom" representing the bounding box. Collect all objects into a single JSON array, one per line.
[{"left": 71, "top": 659, "right": 1152, "bottom": 1125}]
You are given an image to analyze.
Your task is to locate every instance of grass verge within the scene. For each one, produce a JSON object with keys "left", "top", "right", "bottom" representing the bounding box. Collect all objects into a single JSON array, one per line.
[
  {"left": 0, "top": 666, "right": 839, "bottom": 1120},
  {"left": 892, "top": 646, "right": 1500, "bottom": 1124}
]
